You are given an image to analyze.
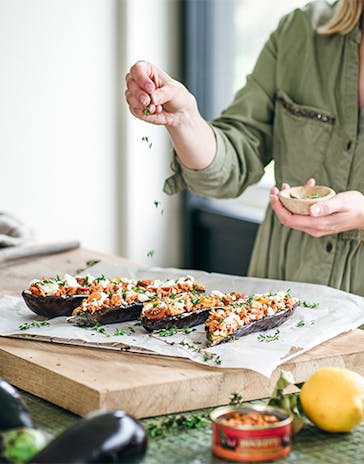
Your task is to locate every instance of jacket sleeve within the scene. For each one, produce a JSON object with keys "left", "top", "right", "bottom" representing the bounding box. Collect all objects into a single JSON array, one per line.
[{"left": 163, "top": 16, "right": 282, "bottom": 199}]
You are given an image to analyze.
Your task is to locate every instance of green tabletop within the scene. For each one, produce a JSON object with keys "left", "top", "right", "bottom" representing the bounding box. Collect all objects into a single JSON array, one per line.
[{"left": 21, "top": 390, "right": 363, "bottom": 464}]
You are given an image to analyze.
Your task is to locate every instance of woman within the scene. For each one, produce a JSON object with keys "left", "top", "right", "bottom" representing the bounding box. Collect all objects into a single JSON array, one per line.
[{"left": 125, "top": 0, "right": 364, "bottom": 296}]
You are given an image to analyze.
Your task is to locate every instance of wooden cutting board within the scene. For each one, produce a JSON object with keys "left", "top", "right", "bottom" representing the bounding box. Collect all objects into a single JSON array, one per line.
[
  {"left": 1, "top": 248, "right": 363, "bottom": 418},
  {"left": 1, "top": 330, "right": 363, "bottom": 418}
]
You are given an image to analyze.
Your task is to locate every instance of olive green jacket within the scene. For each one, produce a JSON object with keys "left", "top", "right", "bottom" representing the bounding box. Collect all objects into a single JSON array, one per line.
[{"left": 164, "top": 1, "right": 364, "bottom": 296}]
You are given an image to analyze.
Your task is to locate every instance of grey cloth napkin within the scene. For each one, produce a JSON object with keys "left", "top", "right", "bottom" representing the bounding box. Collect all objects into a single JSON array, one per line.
[
  {"left": 0, "top": 212, "right": 33, "bottom": 247},
  {"left": 0, "top": 213, "right": 80, "bottom": 262}
]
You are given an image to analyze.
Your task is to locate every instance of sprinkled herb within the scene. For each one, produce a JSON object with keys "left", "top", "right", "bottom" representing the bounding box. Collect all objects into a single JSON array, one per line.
[
  {"left": 203, "top": 352, "right": 222, "bottom": 365},
  {"left": 94, "top": 274, "right": 106, "bottom": 283},
  {"left": 182, "top": 326, "right": 195, "bottom": 334},
  {"left": 290, "top": 193, "right": 298, "bottom": 199},
  {"left": 156, "top": 326, "right": 178, "bottom": 337},
  {"left": 141, "top": 135, "right": 152, "bottom": 148},
  {"left": 114, "top": 328, "right": 126, "bottom": 336},
  {"left": 257, "top": 329, "right": 280, "bottom": 343},
  {"left": 296, "top": 320, "right": 305, "bottom": 327},
  {"left": 113, "top": 325, "right": 136, "bottom": 336},
  {"left": 229, "top": 392, "right": 244, "bottom": 406},
  {"left": 154, "top": 201, "right": 161, "bottom": 208},
  {"left": 19, "top": 320, "right": 50, "bottom": 331},
  {"left": 91, "top": 323, "right": 110, "bottom": 337},
  {"left": 299, "top": 300, "right": 319, "bottom": 308},
  {"left": 76, "top": 259, "right": 100, "bottom": 274},
  {"left": 147, "top": 250, "right": 155, "bottom": 258},
  {"left": 178, "top": 340, "right": 221, "bottom": 365},
  {"left": 43, "top": 280, "right": 54, "bottom": 285}
]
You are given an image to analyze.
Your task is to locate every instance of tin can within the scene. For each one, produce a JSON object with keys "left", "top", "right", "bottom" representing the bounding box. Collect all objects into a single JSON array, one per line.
[{"left": 211, "top": 404, "right": 293, "bottom": 462}]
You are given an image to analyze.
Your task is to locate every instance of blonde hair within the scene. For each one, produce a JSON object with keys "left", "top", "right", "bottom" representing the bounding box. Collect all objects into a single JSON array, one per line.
[{"left": 318, "top": 0, "right": 364, "bottom": 35}]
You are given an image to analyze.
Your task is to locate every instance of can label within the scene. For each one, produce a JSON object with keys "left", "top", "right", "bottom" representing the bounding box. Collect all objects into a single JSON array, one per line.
[{"left": 211, "top": 406, "right": 293, "bottom": 463}]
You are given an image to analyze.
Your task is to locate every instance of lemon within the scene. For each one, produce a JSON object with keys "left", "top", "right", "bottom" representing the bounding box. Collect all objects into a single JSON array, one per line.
[{"left": 300, "top": 367, "right": 364, "bottom": 432}]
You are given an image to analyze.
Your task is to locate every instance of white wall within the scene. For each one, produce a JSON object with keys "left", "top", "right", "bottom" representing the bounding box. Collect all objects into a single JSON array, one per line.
[
  {"left": 0, "top": 0, "right": 181, "bottom": 266},
  {"left": 119, "top": 0, "right": 181, "bottom": 267}
]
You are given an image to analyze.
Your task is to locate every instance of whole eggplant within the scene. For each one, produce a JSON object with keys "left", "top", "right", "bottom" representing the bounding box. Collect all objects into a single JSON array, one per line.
[
  {"left": 0, "top": 379, "right": 34, "bottom": 432},
  {"left": 28, "top": 410, "right": 147, "bottom": 463}
]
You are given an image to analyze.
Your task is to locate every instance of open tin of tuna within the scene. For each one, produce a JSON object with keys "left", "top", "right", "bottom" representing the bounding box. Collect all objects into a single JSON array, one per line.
[{"left": 211, "top": 404, "right": 293, "bottom": 462}]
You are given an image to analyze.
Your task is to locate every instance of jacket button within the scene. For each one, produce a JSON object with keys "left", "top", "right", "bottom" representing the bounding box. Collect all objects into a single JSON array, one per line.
[{"left": 326, "top": 242, "right": 333, "bottom": 253}]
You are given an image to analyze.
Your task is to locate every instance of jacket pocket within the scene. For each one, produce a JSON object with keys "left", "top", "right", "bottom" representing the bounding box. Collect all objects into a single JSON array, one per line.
[{"left": 273, "top": 90, "right": 335, "bottom": 185}]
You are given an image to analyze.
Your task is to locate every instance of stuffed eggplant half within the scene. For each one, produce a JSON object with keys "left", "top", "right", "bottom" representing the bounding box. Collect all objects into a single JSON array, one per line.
[
  {"left": 68, "top": 276, "right": 206, "bottom": 327},
  {"left": 21, "top": 274, "right": 101, "bottom": 318},
  {"left": 141, "top": 291, "right": 246, "bottom": 332},
  {"left": 205, "top": 291, "right": 298, "bottom": 346}
]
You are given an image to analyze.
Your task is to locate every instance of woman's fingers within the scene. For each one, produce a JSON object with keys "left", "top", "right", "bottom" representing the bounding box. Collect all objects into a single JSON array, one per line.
[
  {"left": 310, "top": 193, "right": 345, "bottom": 217},
  {"left": 129, "top": 61, "right": 157, "bottom": 93},
  {"left": 305, "top": 178, "right": 315, "bottom": 187}
]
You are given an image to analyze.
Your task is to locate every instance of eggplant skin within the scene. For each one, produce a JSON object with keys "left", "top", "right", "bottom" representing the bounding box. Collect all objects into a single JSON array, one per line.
[
  {"left": 141, "top": 307, "right": 211, "bottom": 332},
  {"left": 22, "top": 291, "right": 85, "bottom": 318},
  {"left": 206, "top": 308, "right": 295, "bottom": 346},
  {"left": 0, "top": 379, "right": 34, "bottom": 432},
  {"left": 69, "top": 303, "right": 143, "bottom": 327},
  {"left": 28, "top": 410, "right": 147, "bottom": 464}
]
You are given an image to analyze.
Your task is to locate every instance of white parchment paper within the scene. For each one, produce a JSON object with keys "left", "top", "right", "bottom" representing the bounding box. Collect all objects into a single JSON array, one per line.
[{"left": 1, "top": 261, "right": 363, "bottom": 377}]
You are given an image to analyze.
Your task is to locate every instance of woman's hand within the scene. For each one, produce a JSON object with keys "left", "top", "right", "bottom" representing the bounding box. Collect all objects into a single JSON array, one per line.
[
  {"left": 270, "top": 179, "right": 364, "bottom": 237},
  {"left": 124, "top": 60, "right": 197, "bottom": 127},
  {"left": 124, "top": 60, "right": 216, "bottom": 170}
]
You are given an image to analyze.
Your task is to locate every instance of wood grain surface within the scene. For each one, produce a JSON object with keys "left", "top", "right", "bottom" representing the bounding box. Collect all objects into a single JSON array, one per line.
[{"left": 0, "top": 248, "right": 363, "bottom": 418}]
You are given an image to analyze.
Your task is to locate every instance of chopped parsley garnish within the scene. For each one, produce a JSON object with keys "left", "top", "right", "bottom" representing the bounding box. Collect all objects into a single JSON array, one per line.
[
  {"left": 156, "top": 326, "right": 178, "bottom": 337},
  {"left": 296, "top": 320, "right": 305, "bottom": 327},
  {"left": 147, "top": 250, "right": 155, "bottom": 258},
  {"left": 299, "top": 300, "right": 319, "bottom": 308},
  {"left": 114, "top": 328, "right": 126, "bottom": 336},
  {"left": 91, "top": 323, "right": 110, "bottom": 337},
  {"left": 141, "top": 135, "right": 152, "bottom": 148},
  {"left": 182, "top": 326, "right": 196, "bottom": 334},
  {"left": 19, "top": 320, "right": 50, "bottom": 331}
]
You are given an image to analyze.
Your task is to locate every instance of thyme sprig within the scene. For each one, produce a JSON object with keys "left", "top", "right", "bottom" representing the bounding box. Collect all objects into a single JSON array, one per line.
[
  {"left": 257, "top": 329, "right": 280, "bottom": 343},
  {"left": 179, "top": 340, "right": 222, "bottom": 365},
  {"left": 145, "top": 411, "right": 211, "bottom": 440}
]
